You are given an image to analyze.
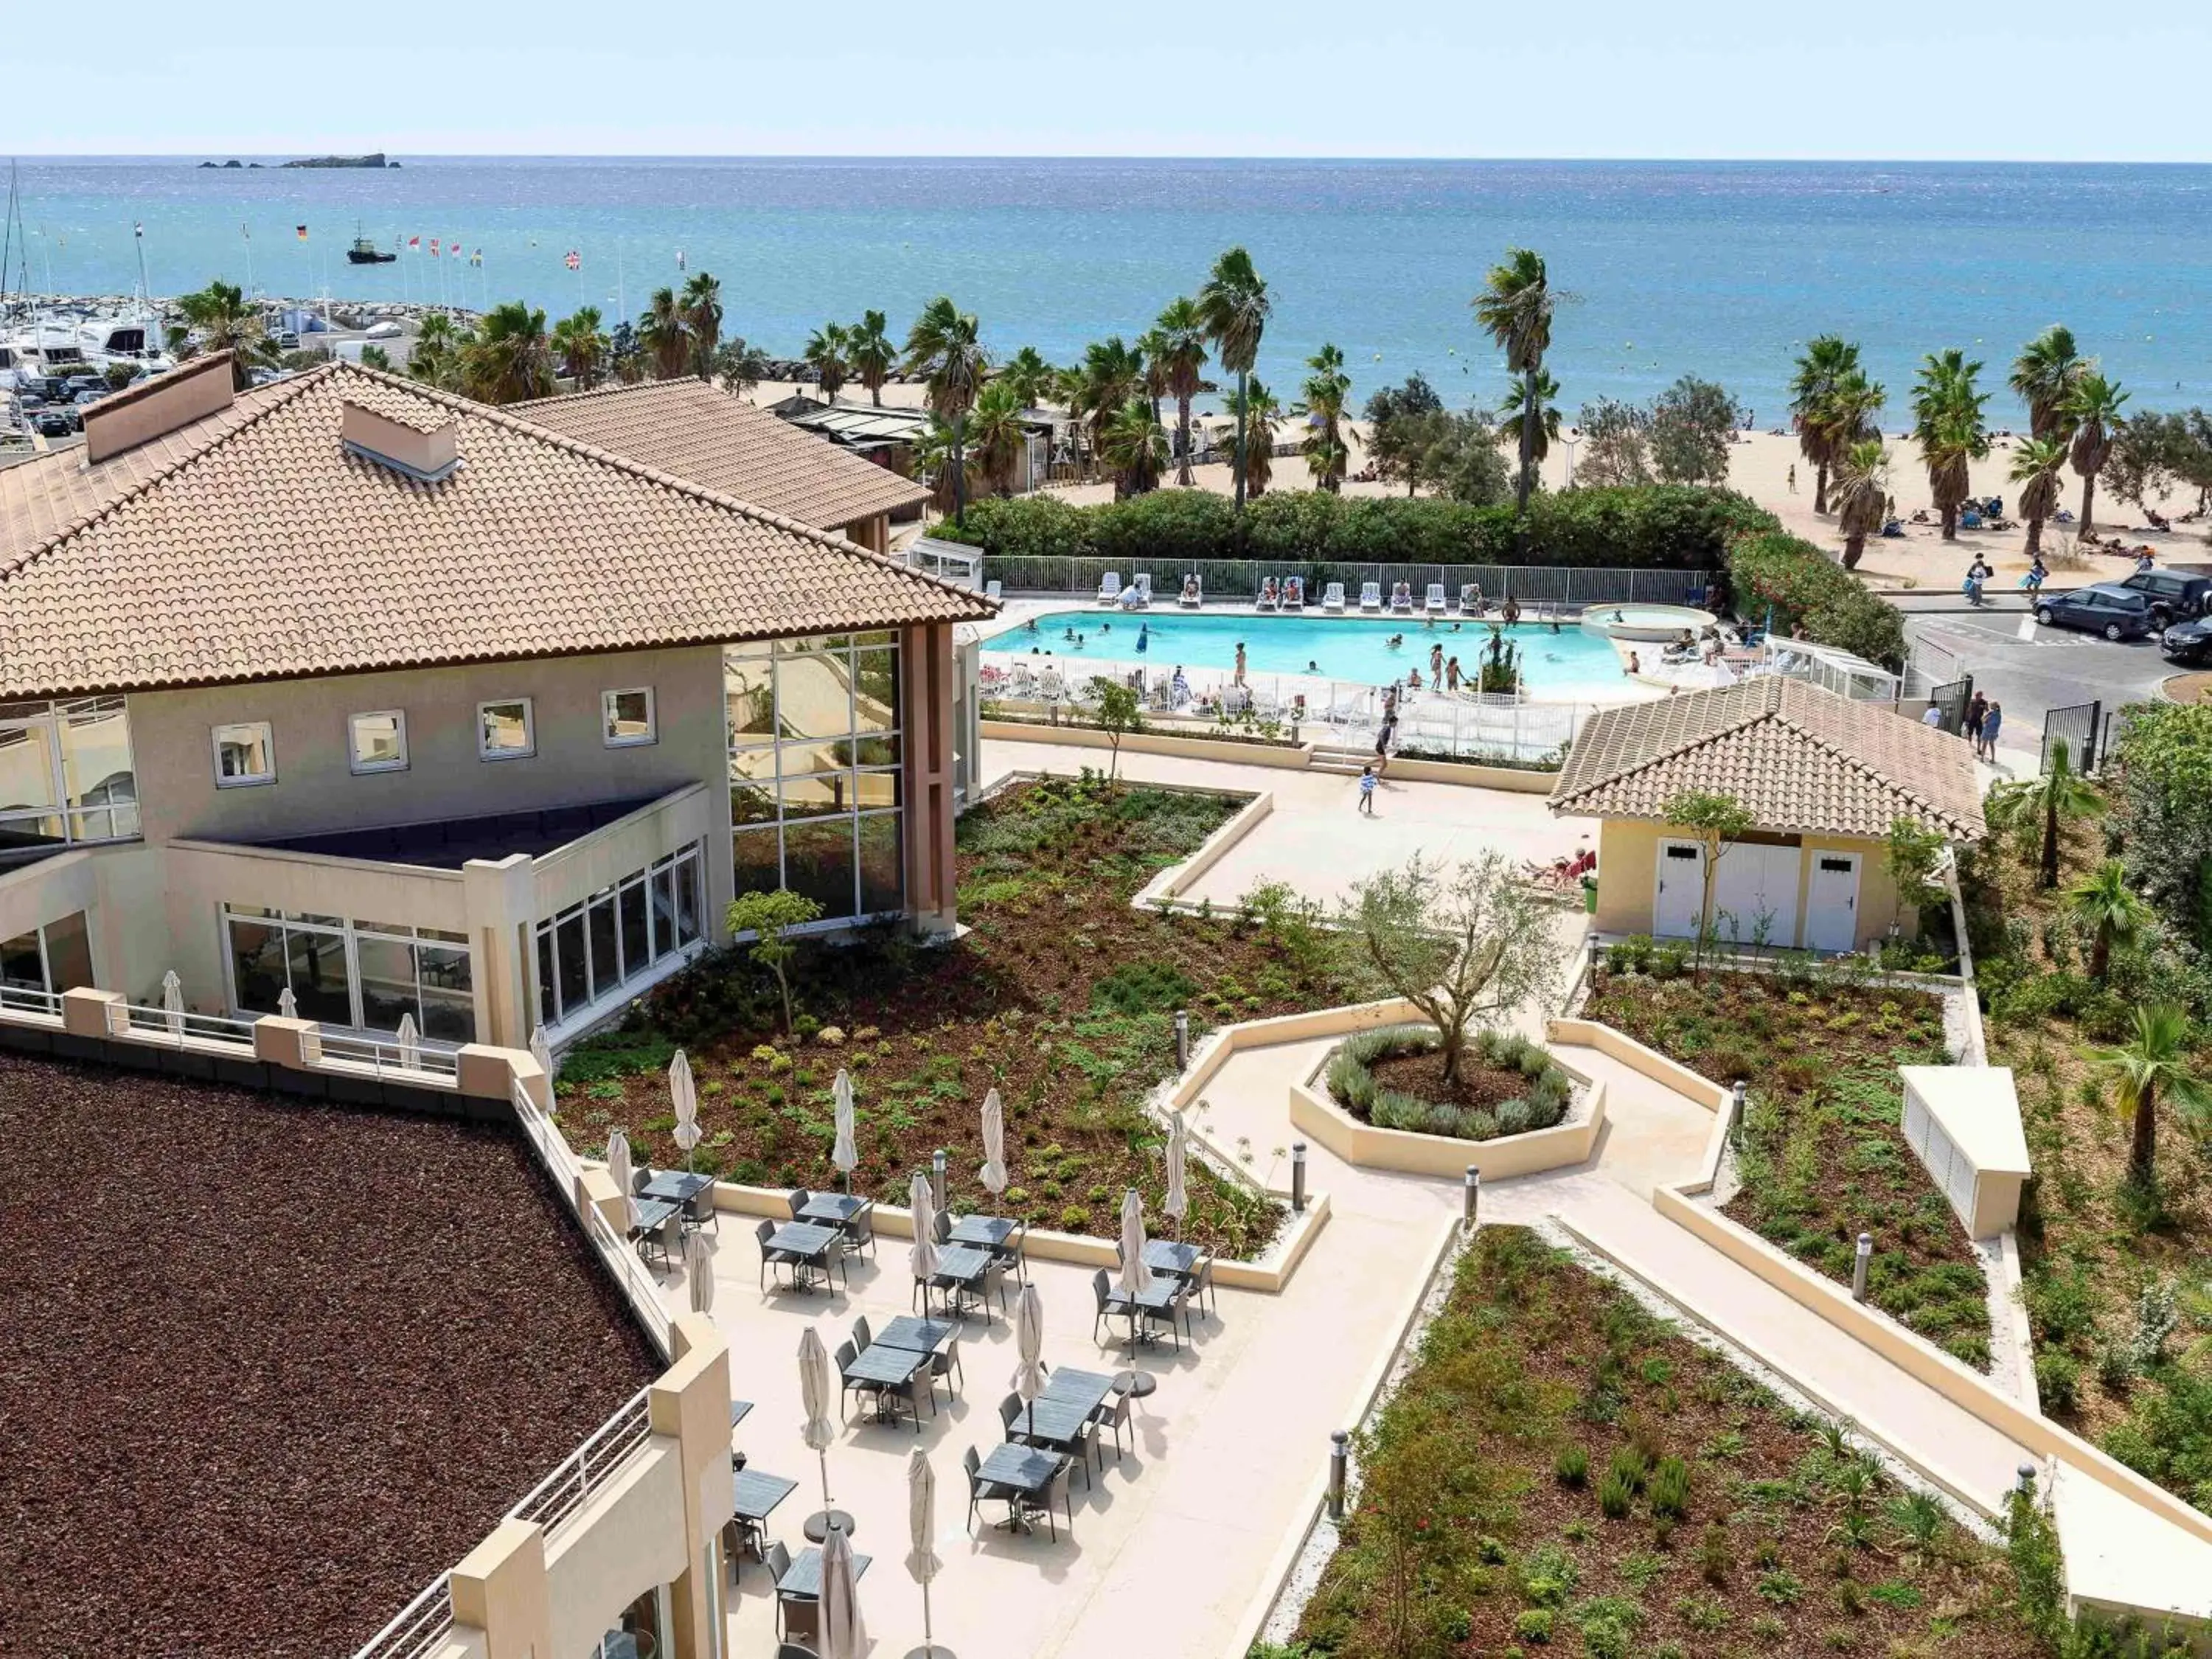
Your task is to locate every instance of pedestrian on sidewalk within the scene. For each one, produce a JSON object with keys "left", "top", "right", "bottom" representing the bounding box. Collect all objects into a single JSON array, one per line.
[
  {"left": 1980, "top": 701, "right": 2003, "bottom": 760},
  {"left": 1966, "top": 690, "right": 1988, "bottom": 743},
  {"left": 1357, "top": 765, "right": 1377, "bottom": 815}
]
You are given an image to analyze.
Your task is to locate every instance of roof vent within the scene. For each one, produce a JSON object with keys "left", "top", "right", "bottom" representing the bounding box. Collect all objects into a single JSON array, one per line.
[
  {"left": 341, "top": 395, "right": 459, "bottom": 484},
  {"left": 83, "top": 352, "right": 236, "bottom": 465}
]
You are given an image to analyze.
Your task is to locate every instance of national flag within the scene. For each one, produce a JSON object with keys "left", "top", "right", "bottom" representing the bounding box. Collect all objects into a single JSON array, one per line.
[
  {"left": 675, "top": 248, "right": 686, "bottom": 271},
  {"left": 295, "top": 224, "right": 307, "bottom": 240},
  {"left": 429, "top": 239, "right": 439, "bottom": 257},
  {"left": 563, "top": 250, "right": 580, "bottom": 271},
  {"left": 133, "top": 221, "right": 143, "bottom": 240},
  {"left": 242, "top": 223, "right": 251, "bottom": 242},
  {"left": 470, "top": 248, "right": 482, "bottom": 268},
  {"left": 408, "top": 235, "right": 420, "bottom": 251}
]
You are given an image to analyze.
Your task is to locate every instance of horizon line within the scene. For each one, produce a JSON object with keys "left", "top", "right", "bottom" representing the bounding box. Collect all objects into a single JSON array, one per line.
[{"left": 15, "top": 151, "right": 2212, "bottom": 167}]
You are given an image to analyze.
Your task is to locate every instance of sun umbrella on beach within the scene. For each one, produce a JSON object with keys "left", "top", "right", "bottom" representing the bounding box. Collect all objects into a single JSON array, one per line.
[
  {"left": 685, "top": 1226, "right": 715, "bottom": 1315},
  {"left": 1118, "top": 1189, "right": 1155, "bottom": 1301},
  {"left": 820, "top": 1514, "right": 866, "bottom": 1659},
  {"left": 800, "top": 1326, "right": 837, "bottom": 1515},
  {"left": 978, "top": 1088, "right": 1008, "bottom": 1199},
  {"left": 905, "top": 1449, "right": 943, "bottom": 1659},
  {"left": 1163, "top": 1110, "right": 1189, "bottom": 1240},
  {"left": 161, "top": 970, "right": 184, "bottom": 1038},
  {"left": 908, "top": 1171, "right": 939, "bottom": 1304},
  {"left": 395, "top": 1012, "right": 420, "bottom": 1071},
  {"left": 832, "top": 1068, "right": 858, "bottom": 1191},
  {"left": 669, "top": 1048, "right": 700, "bottom": 1171},
  {"left": 1012, "top": 1282, "right": 1046, "bottom": 1439}
]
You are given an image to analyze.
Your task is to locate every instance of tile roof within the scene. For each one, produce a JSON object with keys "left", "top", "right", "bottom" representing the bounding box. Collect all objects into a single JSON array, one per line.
[
  {"left": 512, "top": 379, "right": 928, "bottom": 531},
  {"left": 0, "top": 363, "right": 993, "bottom": 700},
  {"left": 1547, "top": 678, "right": 1986, "bottom": 841}
]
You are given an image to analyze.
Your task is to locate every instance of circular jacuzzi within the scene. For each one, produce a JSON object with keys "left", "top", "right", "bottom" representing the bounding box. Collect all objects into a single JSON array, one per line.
[{"left": 1579, "top": 602, "right": 1719, "bottom": 641}]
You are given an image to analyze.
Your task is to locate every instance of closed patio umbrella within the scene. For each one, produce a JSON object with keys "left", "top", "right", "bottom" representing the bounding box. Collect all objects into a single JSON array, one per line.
[
  {"left": 1012, "top": 1281, "right": 1046, "bottom": 1439},
  {"left": 395, "top": 1012, "right": 420, "bottom": 1071},
  {"left": 277, "top": 985, "right": 297, "bottom": 1019},
  {"left": 684, "top": 1226, "right": 715, "bottom": 1315},
  {"left": 800, "top": 1326, "right": 837, "bottom": 1517},
  {"left": 905, "top": 1448, "right": 944, "bottom": 1659},
  {"left": 607, "top": 1127, "right": 637, "bottom": 1235},
  {"left": 669, "top": 1049, "right": 700, "bottom": 1172},
  {"left": 1163, "top": 1111, "right": 1189, "bottom": 1240},
  {"left": 529, "top": 1023, "right": 554, "bottom": 1082},
  {"left": 832, "top": 1068, "right": 858, "bottom": 1192},
  {"left": 978, "top": 1088, "right": 1007, "bottom": 1199},
  {"left": 1118, "top": 1189, "right": 1154, "bottom": 1301},
  {"left": 820, "top": 1515, "right": 866, "bottom": 1659},
  {"left": 161, "top": 970, "right": 184, "bottom": 1038},
  {"left": 908, "top": 1171, "right": 939, "bottom": 1308}
]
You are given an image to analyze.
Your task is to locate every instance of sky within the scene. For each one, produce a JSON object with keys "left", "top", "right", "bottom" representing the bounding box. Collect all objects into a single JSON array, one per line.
[{"left": 10, "top": 0, "right": 2208, "bottom": 161}]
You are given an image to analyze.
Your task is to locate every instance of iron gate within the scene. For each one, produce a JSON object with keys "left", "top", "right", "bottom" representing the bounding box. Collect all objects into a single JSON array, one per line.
[
  {"left": 1929, "top": 675, "right": 1975, "bottom": 737},
  {"left": 2041, "top": 700, "right": 2104, "bottom": 773}
]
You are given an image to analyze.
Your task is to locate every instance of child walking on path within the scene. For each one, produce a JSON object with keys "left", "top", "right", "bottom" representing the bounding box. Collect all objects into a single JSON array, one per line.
[{"left": 1358, "top": 765, "right": 1377, "bottom": 815}]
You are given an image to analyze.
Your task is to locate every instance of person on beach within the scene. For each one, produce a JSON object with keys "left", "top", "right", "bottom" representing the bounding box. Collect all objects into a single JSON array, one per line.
[
  {"left": 1358, "top": 764, "right": 1377, "bottom": 815},
  {"left": 1787, "top": 465, "right": 1797, "bottom": 493},
  {"left": 1234, "top": 641, "right": 1247, "bottom": 686}
]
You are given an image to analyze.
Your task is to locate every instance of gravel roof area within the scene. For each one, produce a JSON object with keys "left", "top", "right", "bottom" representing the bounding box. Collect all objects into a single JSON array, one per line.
[{"left": 0, "top": 1050, "right": 663, "bottom": 1658}]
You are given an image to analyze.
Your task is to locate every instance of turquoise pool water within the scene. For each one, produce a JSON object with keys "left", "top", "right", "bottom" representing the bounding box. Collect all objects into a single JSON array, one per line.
[{"left": 984, "top": 609, "right": 1630, "bottom": 698}]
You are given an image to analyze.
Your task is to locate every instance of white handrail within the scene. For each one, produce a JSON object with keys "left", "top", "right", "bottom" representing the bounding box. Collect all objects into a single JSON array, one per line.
[
  {"left": 506, "top": 1385, "right": 654, "bottom": 1534},
  {"left": 106, "top": 1001, "right": 258, "bottom": 1050},
  {"left": 315, "top": 1029, "right": 462, "bottom": 1081},
  {"left": 350, "top": 1573, "right": 453, "bottom": 1659},
  {"left": 0, "top": 984, "right": 62, "bottom": 1020}
]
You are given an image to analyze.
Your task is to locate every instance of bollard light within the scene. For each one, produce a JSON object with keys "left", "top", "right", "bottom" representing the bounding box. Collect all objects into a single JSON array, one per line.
[
  {"left": 931, "top": 1148, "right": 947, "bottom": 1214},
  {"left": 1291, "top": 1142, "right": 1308, "bottom": 1214},
  {"left": 1852, "top": 1232, "right": 1873, "bottom": 1303},
  {"left": 1588, "top": 934, "right": 1603, "bottom": 976},
  {"left": 1464, "top": 1166, "right": 1481, "bottom": 1230},
  {"left": 1731, "top": 1079, "right": 1747, "bottom": 1116},
  {"left": 1175, "top": 1008, "right": 1190, "bottom": 1069},
  {"left": 1326, "top": 1430, "right": 1350, "bottom": 1520},
  {"left": 2016, "top": 1463, "right": 2037, "bottom": 1497}
]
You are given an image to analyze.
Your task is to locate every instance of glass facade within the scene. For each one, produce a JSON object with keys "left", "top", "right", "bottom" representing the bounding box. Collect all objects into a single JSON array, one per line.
[
  {"left": 533, "top": 841, "right": 705, "bottom": 1027},
  {"left": 726, "top": 633, "right": 904, "bottom": 926},
  {"left": 0, "top": 698, "right": 138, "bottom": 851},
  {"left": 226, "top": 908, "right": 474, "bottom": 1041},
  {"left": 0, "top": 911, "right": 93, "bottom": 994}
]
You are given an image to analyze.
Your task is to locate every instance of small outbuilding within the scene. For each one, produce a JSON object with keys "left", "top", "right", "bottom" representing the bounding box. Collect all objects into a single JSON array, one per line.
[
  {"left": 1899, "top": 1065, "right": 2032, "bottom": 1237},
  {"left": 1548, "top": 678, "right": 1986, "bottom": 953}
]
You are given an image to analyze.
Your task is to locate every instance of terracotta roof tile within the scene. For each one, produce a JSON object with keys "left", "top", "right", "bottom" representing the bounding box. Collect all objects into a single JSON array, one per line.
[
  {"left": 0, "top": 363, "right": 993, "bottom": 700},
  {"left": 512, "top": 379, "right": 928, "bottom": 532},
  {"left": 1547, "top": 678, "right": 1986, "bottom": 841}
]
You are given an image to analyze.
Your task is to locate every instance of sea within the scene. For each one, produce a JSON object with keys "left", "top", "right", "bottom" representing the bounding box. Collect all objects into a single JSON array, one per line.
[{"left": 9, "top": 156, "right": 2211, "bottom": 422}]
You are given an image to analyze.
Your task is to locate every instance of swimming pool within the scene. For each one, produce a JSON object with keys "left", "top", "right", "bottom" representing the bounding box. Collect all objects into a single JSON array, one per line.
[{"left": 984, "top": 609, "right": 1631, "bottom": 699}]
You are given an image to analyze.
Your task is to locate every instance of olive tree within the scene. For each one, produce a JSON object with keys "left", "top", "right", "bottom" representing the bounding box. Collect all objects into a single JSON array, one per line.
[
  {"left": 726, "top": 887, "right": 822, "bottom": 1037},
  {"left": 1338, "top": 851, "right": 1561, "bottom": 1083},
  {"left": 1086, "top": 676, "right": 1145, "bottom": 790},
  {"left": 1662, "top": 788, "right": 1756, "bottom": 972}
]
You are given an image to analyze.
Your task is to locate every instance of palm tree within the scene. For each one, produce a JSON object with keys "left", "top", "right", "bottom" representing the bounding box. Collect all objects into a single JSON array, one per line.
[
  {"left": 405, "top": 311, "right": 470, "bottom": 392},
  {"left": 967, "top": 378, "right": 1029, "bottom": 496},
  {"left": 1135, "top": 327, "right": 1170, "bottom": 426},
  {"left": 712, "top": 337, "right": 771, "bottom": 399},
  {"left": 849, "top": 310, "right": 896, "bottom": 406},
  {"left": 2064, "top": 372, "right": 2129, "bottom": 537},
  {"left": 1812, "top": 369, "right": 1885, "bottom": 498},
  {"left": 2091, "top": 1004, "right": 2211, "bottom": 1192},
  {"left": 1496, "top": 369, "right": 1562, "bottom": 467},
  {"left": 1301, "top": 342, "right": 1352, "bottom": 493},
  {"left": 995, "top": 346, "right": 1056, "bottom": 410},
  {"left": 1099, "top": 398, "right": 1168, "bottom": 498},
  {"left": 1789, "top": 335, "right": 1863, "bottom": 515},
  {"left": 550, "top": 306, "right": 609, "bottom": 391},
  {"left": 1194, "top": 248, "right": 1270, "bottom": 512},
  {"left": 804, "top": 321, "right": 853, "bottom": 403},
  {"left": 1832, "top": 439, "right": 1891, "bottom": 571},
  {"left": 2008, "top": 325, "right": 2086, "bottom": 442},
  {"left": 913, "top": 414, "right": 978, "bottom": 514},
  {"left": 459, "top": 301, "right": 556, "bottom": 405},
  {"left": 1222, "top": 380, "right": 1281, "bottom": 497},
  {"left": 1474, "top": 248, "right": 1556, "bottom": 536},
  {"left": 1150, "top": 297, "right": 1208, "bottom": 488},
  {"left": 2064, "top": 858, "right": 2152, "bottom": 981},
  {"left": 903, "top": 296, "right": 991, "bottom": 527},
  {"left": 680, "top": 272, "right": 723, "bottom": 382},
  {"left": 2009, "top": 435, "right": 2070, "bottom": 559},
  {"left": 173, "top": 281, "right": 280, "bottom": 389},
  {"left": 638, "top": 287, "right": 690, "bottom": 380},
  {"left": 1985, "top": 738, "right": 2107, "bottom": 888},
  {"left": 1911, "top": 350, "right": 1990, "bottom": 540},
  {"left": 1071, "top": 338, "right": 1144, "bottom": 473}
]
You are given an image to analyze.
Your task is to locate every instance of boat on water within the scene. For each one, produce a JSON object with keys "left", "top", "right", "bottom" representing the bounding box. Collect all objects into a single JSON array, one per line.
[{"left": 346, "top": 229, "right": 395, "bottom": 265}]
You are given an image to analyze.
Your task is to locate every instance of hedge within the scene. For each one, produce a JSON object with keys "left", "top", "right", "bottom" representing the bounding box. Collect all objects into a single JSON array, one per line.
[{"left": 1726, "top": 529, "right": 1907, "bottom": 669}]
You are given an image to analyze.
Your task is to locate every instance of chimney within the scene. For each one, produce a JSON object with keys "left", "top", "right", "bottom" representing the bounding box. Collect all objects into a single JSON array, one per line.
[
  {"left": 341, "top": 395, "right": 459, "bottom": 483},
  {"left": 83, "top": 352, "right": 237, "bottom": 465}
]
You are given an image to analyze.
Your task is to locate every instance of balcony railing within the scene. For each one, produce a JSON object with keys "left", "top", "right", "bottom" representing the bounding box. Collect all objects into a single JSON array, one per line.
[
  {"left": 311, "top": 1029, "right": 463, "bottom": 1083},
  {"left": 507, "top": 1385, "right": 655, "bottom": 1534},
  {"left": 105, "top": 1001, "right": 258, "bottom": 1050},
  {"left": 350, "top": 1574, "right": 454, "bottom": 1659},
  {"left": 0, "top": 984, "right": 62, "bottom": 1022}
]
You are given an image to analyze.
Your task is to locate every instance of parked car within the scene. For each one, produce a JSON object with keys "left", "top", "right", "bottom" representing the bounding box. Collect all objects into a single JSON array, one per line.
[
  {"left": 2034, "top": 583, "right": 2157, "bottom": 641},
  {"left": 2119, "top": 568, "right": 2212, "bottom": 626},
  {"left": 32, "top": 411, "right": 73, "bottom": 437},
  {"left": 2160, "top": 616, "right": 2212, "bottom": 665}
]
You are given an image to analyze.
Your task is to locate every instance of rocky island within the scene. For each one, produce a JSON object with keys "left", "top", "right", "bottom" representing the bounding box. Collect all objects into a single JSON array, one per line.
[{"left": 279, "top": 153, "right": 397, "bottom": 169}]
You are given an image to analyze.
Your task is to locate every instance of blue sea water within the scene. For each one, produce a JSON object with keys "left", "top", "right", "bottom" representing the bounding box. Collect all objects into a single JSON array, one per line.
[{"left": 10, "top": 156, "right": 2212, "bottom": 420}]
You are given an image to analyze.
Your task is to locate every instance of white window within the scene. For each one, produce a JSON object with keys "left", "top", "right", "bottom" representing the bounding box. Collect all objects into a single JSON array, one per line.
[
  {"left": 212, "top": 721, "right": 276, "bottom": 787},
  {"left": 348, "top": 710, "right": 408, "bottom": 774},
  {"left": 477, "top": 698, "right": 535, "bottom": 761},
  {"left": 602, "top": 686, "right": 656, "bottom": 748}
]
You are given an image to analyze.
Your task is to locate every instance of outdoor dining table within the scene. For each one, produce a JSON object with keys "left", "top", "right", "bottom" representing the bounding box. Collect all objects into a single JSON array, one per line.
[
  {"left": 975, "top": 1442, "right": 1067, "bottom": 1533},
  {"left": 631, "top": 1196, "right": 681, "bottom": 1234},
  {"left": 1143, "top": 1239, "right": 1201, "bottom": 1278},
  {"left": 1012, "top": 1367, "right": 1114, "bottom": 1454},
  {"left": 874, "top": 1315, "right": 957, "bottom": 1354},
  {"left": 929, "top": 1244, "right": 994, "bottom": 1319},
  {"left": 1115, "top": 1278, "right": 1185, "bottom": 1350},
  {"left": 841, "top": 1342, "right": 928, "bottom": 1425},
  {"left": 798, "top": 1192, "right": 866, "bottom": 1228},
  {"left": 640, "top": 1170, "right": 714, "bottom": 1207},
  {"left": 727, "top": 1465, "right": 798, "bottom": 1573},
  {"left": 776, "top": 1545, "right": 873, "bottom": 1599},
  {"left": 729, "top": 1399, "right": 754, "bottom": 1428},
  {"left": 767, "top": 1221, "right": 842, "bottom": 1292},
  {"left": 947, "top": 1214, "right": 1015, "bottom": 1250}
]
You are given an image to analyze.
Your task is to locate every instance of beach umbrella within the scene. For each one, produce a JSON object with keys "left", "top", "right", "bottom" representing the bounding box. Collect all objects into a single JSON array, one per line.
[
  {"left": 395, "top": 1012, "right": 420, "bottom": 1071},
  {"left": 799, "top": 1326, "right": 837, "bottom": 1514},
  {"left": 277, "top": 985, "right": 297, "bottom": 1019},
  {"left": 905, "top": 1448, "right": 942, "bottom": 1659},
  {"left": 685, "top": 1227, "right": 715, "bottom": 1315},
  {"left": 1118, "top": 1189, "right": 1155, "bottom": 1301},
  {"left": 1163, "top": 1110, "right": 1189, "bottom": 1239},
  {"left": 1012, "top": 1281, "right": 1046, "bottom": 1439},
  {"left": 529, "top": 1023, "right": 554, "bottom": 1082},
  {"left": 161, "top": 970, "right": 184, "bottom": 1038},
  {"left": 832, "top": 1068, "right": 858, "bottom": 1192},
  {"left": 669, "top": 1048, "right": 700, "bottom": 1171},
  {"left": 978, "top": 1088, "right": 1008, "bottom": 1198},
  {"left": 820, "top": 1515, "right": 866, "bottom": 1659},
  {"left": 908, "top": 1171, "right": 939, "bottom": 1302}
]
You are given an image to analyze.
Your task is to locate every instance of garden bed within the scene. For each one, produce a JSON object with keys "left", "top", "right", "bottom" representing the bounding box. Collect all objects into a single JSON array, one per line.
[
  {"left": 1581, "top": 961, "right": 1994, "bottom": 1368},
  {"left": 556, "top": 773, "right": 1377, "bottom": 1260},
  {"left": 1287, "top": 1226, "right": 2045, "bottom": 1659},
  {"left": 1330, "top": 1024, "right": 1575, "bottom": 1142}
]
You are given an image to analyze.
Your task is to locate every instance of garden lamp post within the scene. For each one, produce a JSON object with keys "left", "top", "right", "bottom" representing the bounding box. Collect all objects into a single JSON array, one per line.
[
  {"left": 1852, "top": 1232, "right": 1873, "bottom": 1302},
  {"left": 1326, "top": 1430, "right": 1349, "bottom": 1520}
]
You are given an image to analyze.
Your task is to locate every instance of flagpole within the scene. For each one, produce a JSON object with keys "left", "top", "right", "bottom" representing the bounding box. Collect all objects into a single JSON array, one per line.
[{"left": 242, "top": 224, "right": 254, "bottom": 302}]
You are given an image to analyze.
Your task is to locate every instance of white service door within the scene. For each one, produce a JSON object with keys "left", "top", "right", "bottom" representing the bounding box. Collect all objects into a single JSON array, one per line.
[
  {"left": 1711, "top": 843, "right": 1804, "bottom": 949},
  {"left": 1653, "top": 839, "right": 1706, "bottom": 938},
  {"left": 1806, "top": 850, "right": 1863, "bottom": 952}
]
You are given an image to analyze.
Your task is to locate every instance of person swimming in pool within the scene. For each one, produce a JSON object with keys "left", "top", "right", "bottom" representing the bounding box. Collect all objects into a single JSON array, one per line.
[
  {"left": 1307, "top": 659, "right": 1321, "bottom": 673},
  {"left": 1135, "top": 623, "right": 1150, "bottom": 653},
  {"left": 1064, "top": 626, "right": 1079, "bottom": 641},
  {"left": 1025, "top": 616, "right": 1040, "bottom": 633},
  {"left": 1387, "top": 633, "right": 1405, "bottom": 648}
]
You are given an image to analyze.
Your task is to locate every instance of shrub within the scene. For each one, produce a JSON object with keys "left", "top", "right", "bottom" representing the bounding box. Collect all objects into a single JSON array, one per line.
[
  {"left": 1495, "top": 1098, "right": 1534, "bottom": 1135},
  {"left": 1597, "top": 1470, "right": 1635, "bottom": 1518},
  {"left": 2034, "top": 1351, "right": 2080, "bottom": 1413},
  {"left": 1513, "top": 1608, "right": 1554, "bottom": 1644},
  {"left": 1608, "top": 1445, "right": 1650, "bottom": 1492},
  {"left": 1696, "top": 1523, "right": 1732, "bottom": 1585},
  {"left": 1555, "top": 1444, "right": 1590, "bottom": 1487},
  {"left": 1648, "top": 1455, "right": 1692, "bottom": 1519},
  {"left": 1725, "top": 528, "right": 1906, "bottom": 669}
]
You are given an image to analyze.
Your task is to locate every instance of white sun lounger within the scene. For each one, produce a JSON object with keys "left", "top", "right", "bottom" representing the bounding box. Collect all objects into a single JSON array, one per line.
[
  {"left": 1359, "top": 582, "right": 1383, "bottom": 613},
  {"left": 1424, "top": 582, "right": 1447, "bottom": 614},
  {"left": 1177, "top": 575, "right": 1203, "bottom": 608},
  {"left": 1125, "top": 574, "right": 1152, "bottom": 608},
  {"left": 1321, "top": 582, "right": 1346, "bottom": 613},
  {"left": 1255, "top": 582, "right": 1277, "bottom": 611},
  {"left": 1458, "top": 583, "right": 1481, "bottom": 615},
  {"left": 1389, "top": 583, "right": 1415, "bottom": 613},
  {"left": 1096, "top": 571, "right": 1121, "bottom": 606},
  {"left": 1283, "top": 577, "right": 1305, "bottom": 611}
]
